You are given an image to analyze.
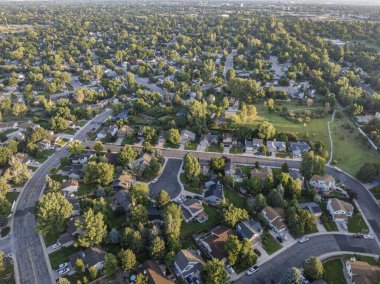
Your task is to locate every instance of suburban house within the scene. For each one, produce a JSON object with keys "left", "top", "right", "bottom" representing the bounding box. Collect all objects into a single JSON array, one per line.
[
  {"left": 147, "top": 207, "right": 164, "bottom": 225},
  {"left": 224, "top": 162, "right": 243, "bottom": 183},
  {"left": 236, "top": 219, "right": 264, "bottom": 245},
  {"left": 250, "top": 166, "right": 273, "bottom": 181},
  {"left": 139, "top": 260, "right": 174, "bottom": 284},
  {"left": 345, "top": 258, "right": 380, "bottom": 284},
  {"left": 174, "top": 249, "right": 204, "bottom": 280},
  {"left": 267, "top": 140, "right": 286, "bottom": 154},
  {"left": 180, "top": 130, "right": 196, "bottom": 142},
  {"left": 67, "top": 167, "right": 85, "bottom": 180},
  {"left": 299, "top": 202, "right": 322, "bottom": 217},
  {"left": 204, "top": 181, "right": 224, "bottom": 204},
  {"left": 61, "top": 179, "right": 79, "bottom": 194},
  {"left": 14, "top": 152, "right": 31, "bottom": 165},
  {"left": 111, "top": 174, "right": 136, "bottom": 190},
  {"left": 289, "top": 169, "right": 304, "bottom": 184},
  {"left": 327, "top": 198, "right": 354, "bottom": 221},
  {"left": 245, "top": 138, "right": 264, "bottom": 153},
  {"left": 69, "top": 246, "right": 106, "bottom": 272},
  {"left": 67, "top": 216, "right": 84, "bottom": 235},
  {"left": 199, "top": 134, "right": 218, "bottom": 148},
  {"left": 181, "top": 198, "right": 208, "bottom": 223},
  {"left": 198, "top": 225, "right": 233, "bottom": 260},
  {"left": 262, "top": 206, "right": 287, "bottom": 233},
  {"left": 289, "top": 141, "right": 311, "bottom": 158},
  {"left": 0, "top": 122, "right": 17, "bottom": 131},
  {"left": 222, "top": 133, "right": 237, "bottom": 147},
  {"left": 133, "top": 153, "right": 152, "bottom": 174},
  {"left": 112, "top": 190, "right": 131, "bottom": 212},
  {"left": 71, "top": 152, "right": 95, "bottom": 164},
  {"left": 37, "top": 139, "right": 51, "bottom": 150},
  {"left": 309, "top": 175, "right": 336, "bottom": 192},
  {"left": 117, "top": 125, "right": 134, "bottom": 138},
  {"left": 199, "top": 160, "right": 211, "bottom": 176}
]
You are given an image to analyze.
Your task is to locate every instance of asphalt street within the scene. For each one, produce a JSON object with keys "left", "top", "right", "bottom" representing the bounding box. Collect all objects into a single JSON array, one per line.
[
  {"left": 11, "top": 110, "right": 111, "bottom": 284},
  {"left": 238, "top": 234, "right": 380, "bottom": 284},
  {"left": 149, "top": 158, "right": 182, "bottom": 199}
]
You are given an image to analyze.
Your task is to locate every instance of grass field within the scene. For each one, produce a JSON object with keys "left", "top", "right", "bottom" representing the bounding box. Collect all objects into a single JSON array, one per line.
[
  {"left": 262, "top": 230, "right": 282, "bottom": 255},
  {"left": 224, "top": 186, "right": 246, "bottom": 208},
  {"left": 185, "top": 141, "right": 198, "bottom": 150},
  {"left": 5, "top": 192, "right": 20, "bottom": 203},
  {"left": 49, "top": 246, "right": 79, "bottom": 269},
  {"left": 323, "top": 258, "right": 346, "bottom": 284},
  {"left": 347, "top": 212, "right": 369, "bottom": 233},
  {"left": 180, "top": 206, "right": 222, "bottom": 238},
  {"left": 370, "top": 186, "right": 380, "bottom": 200},
  {"left": 230, "top": 145, "right": 243, "bottom": 154},
  {"left": 77, "top": 183, "right": 93, "bottom": 196},
  {"left": 180, "top": 173, "right": 203, "bottom": 194},
  {"left": 206, "top": 143, "right": 223, "bottom": 153},
  {"left": 245, "top": 102, "right": 331, "bottom": 149},
  {"left": 330, "top": 112, "right": 380, "bottom": 176}
]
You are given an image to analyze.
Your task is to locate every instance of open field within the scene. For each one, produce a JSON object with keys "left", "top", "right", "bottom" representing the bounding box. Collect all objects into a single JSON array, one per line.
[
  {"left": 323, "top": 258, "right": 346, "bottom": 284},
  {"left": 330, "top": 112, "right": 380, "bottom": 176}
]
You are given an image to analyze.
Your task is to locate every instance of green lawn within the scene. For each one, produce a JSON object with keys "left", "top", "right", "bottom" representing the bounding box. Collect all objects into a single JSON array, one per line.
[
  {"left": 105, "top": 197, "right": 126, "bottom": 229},
  {"left": 185, "top": 141, "right": 198, "bottom": 150},
  {"left": 245, "top": 102, "right": 331, "bottom": 149},
  {"left": 5, "top": 191, "right": 20, "bottom": 203},
  {"left": 180, "top": 206, "right": 222, "bottom": 238},
  {"left": 35, "top": 149, "right": 55, "bottom": 163},
  {"left": 261, "top": 230, "right": 282, "bottom": 255},
  {"left": 323, "top": 258, "right": 346, "bottom": 284},
  {"left": 49, "top": 246, "right": 79, "bottom": 269},
  {"left": 370, "top": 186, "right": 380, "bottom": 200},
  {"left": 77, "top": 183, "right": 94, "bottom": 197},
  {"left": 224, "top": 186, "right": 246, "bottom": 208},
  {"left": 319, "top": 202, "right": 338, "bottom": 231},
  {"left": 180, "top": 173, "right": 203, "bottom": 194},
  {"left": 230, "top": 145, "right": 243, "bottom": 154},
  {"left": 206, "top": 143, "right": 223, "bottom": 153},
  {"left": 347, "top": 213, "right": 369, "bottom": 233},
  {"left": 165, "top": 142, "right": 180, "bottom": 149},
  {"left": 330, "top": 112, "right": 380, "bottom": 176}
]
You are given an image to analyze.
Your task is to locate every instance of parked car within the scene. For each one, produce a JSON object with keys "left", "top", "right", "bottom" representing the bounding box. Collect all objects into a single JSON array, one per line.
[
  {"left": 51, "top": 242, "right": 61, "bottom": 250},
  {"left": 280, "top": 234, "right": 288, "bottom": 241},
  {"left": 253, "top": 249, "right": 262, "bottom": 256},
  {"left": 298, "top": 236, "right": 310, "bottom": 243},
  {"left": 276, "top": 236, "right": 283, "bottom": 243},
  {"left": 151, "top": 178, "right": 158, "bottom": 183},
  {"left": 56, "top": 263, "right": 68, "bottom": 271},
  {"left": 246, "top": 265, "right": 259, "bottom": 276},
  {"left": 9, "top": 188, "right": 17, "bottom": 192},
  {"left": 353, "top": 233, "right": 364, "bottom": 238},
  {"left": 194, "top": 195, "right": 203, "bottom": 200},
  {"left": 364, "top": 234, "right": 374, "bottom": 240},
  {"left": 226, "top": 264, "right": 236, "bottom": 274},
  {"left": 192, "top": 278, "right": 201, "bottom": 284},
  {"left": 58, "top": 267, "right": 70, "bottom": 277}
]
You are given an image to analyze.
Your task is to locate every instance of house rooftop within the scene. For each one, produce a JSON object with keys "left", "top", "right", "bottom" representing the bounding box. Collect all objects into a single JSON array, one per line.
[
  {"left": 330, "top": 198, "right": 353, "bottom": 213},
  {"left": 349, "top": 260, "right": 380, "bottom": 284},
  {"left": 139, "top": 260, "right": 174, "bottom": 284},
  {"left": 200, "top": 225, "right": 233, "bottom": 260},
  {"left": 83, "top": 246, "right": 106, "bottom": 268},
  {"left": 174, "top": 249, "right": 204, "bottom": 274}
]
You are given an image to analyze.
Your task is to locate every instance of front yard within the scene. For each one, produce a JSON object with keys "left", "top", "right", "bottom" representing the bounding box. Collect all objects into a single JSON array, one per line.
[
  {"left": 179, "top": 173, "right": 203, "bottom": 194},
  {"left": 180, "top": 206, "right": 222, "bottom": 239},
  {"left": 5, "top": 191, "right": 20, "bottom": 204},
  {"left": 184, "top": 141, "right": 198, "bottom": 150},
  {"left": 261, "top": 230, "right": 282, "bottom": 255},
  {"left": 49, "top": 246, "right": 79, "bottom": 269},
  {"left": 206, "top": 143, "right": 223, "bottom": 153},
  {"left": 319, "top": 202, "right": 338, "bottom": 232},
  {"left": 230, "top": 145, "right": 243, "bottom": 154},
  {"left": 77, "top": 183, "right": 94, "bottom": 197},
  {"left": 323, "top": 258, "right": 346, "bottom": 284},
  {"left": 347, "top": 212, "right": 369, "bottom": 233}
]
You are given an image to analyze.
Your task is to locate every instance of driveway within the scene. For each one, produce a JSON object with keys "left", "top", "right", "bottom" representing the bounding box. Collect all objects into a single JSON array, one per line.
[{"left": 149, "top": 158, "right": 182, "bottom": 200}]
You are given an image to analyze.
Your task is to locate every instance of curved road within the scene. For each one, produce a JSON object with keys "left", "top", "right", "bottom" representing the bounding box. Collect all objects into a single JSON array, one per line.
[
  {"left": 11, "top": 110, "right": 111, "bottom": 284},
  {"left": 149, "top": 158, "right": 182, "bottom": 199},
  {"left": 238, "top": 234, "right": 380, "bottom": 284}
]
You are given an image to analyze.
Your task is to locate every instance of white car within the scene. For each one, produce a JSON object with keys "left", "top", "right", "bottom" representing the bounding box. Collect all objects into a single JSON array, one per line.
[
  {"left": 364, "top": 234, "right": 374, "bottom": 240},
  {"left": 151, "top": 178, "right": 158, "bottom": 183},
  {"left": 226, "top": 264, "right": 236, "bottom": 274},
  {"left": 56, "top": 263, "right": 68, "bottom": 271},
  {"left": 246, "top": 266, "right": 259, "bottom": 276},
  {"left": 280, "top": 234, "right": 288, "bottom": 241},
  {"left": 51, "top": 242, "right": 61, "bottom": 250},
  {"left": 298, "top": 236, "right": 310, "bottom": 243},
  {"left": 58, "top": 267, "right": 70, "bottom": 276}
]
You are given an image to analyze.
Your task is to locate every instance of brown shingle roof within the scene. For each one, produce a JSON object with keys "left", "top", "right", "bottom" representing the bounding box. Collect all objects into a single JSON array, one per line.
[
  {"left": 330, "top": 198, "right": 353, "bottom": 213},
  {"left": 350, "top": 260, "right": 380, "bottom": 284}
]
